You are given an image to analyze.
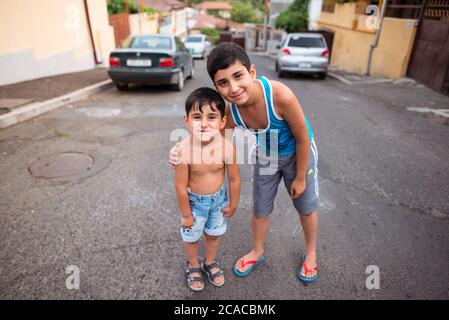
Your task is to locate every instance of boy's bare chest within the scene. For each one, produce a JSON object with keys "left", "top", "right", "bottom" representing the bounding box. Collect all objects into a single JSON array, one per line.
[{"left": 189, "top": 163, "right": 224, "bottom": 174}]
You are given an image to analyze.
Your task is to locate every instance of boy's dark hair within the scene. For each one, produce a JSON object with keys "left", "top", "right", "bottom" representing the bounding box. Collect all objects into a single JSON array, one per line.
[
  {"left": 185, "top": 87, "right": 226, "bottom": 117},
  {"left": 207, "top": 42, "right": 251, "bottom": 81}
]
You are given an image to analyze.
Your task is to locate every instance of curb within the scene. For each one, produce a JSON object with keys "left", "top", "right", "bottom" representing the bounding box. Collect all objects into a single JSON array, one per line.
[
  {"left": 0, "top": 79, "right": 113, "bottom": 129},
  {"left": 328, "top": 72, "right": 392, "bottom": 85}
]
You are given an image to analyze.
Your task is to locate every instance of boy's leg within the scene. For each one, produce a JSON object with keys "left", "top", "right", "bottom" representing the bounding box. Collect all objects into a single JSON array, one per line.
[
  {"left": 234, "top": 213, "right": 269, "bottom": 272},
  {"left": 235, "top": 151, "right": 281, "bottom": 273},
  {"left": 203, "top": 234, "right": 224, "bottom": 285},
  {"left": 184, "top": 241, "right": 203, "bottom": 289},
  {"left": 283, "top": 140, "right": 319, "bottom": 279},
  {"left": 299, "top": 211, "right": 318, "bottom": 278}
]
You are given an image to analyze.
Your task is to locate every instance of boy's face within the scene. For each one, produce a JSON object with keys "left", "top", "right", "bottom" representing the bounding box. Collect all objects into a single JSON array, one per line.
[
  {"left": 213, "top": 61, "right": 256, "bottom": 105},
  {"left": 184, "top": 103, "right": 226, "bottom": 143}
]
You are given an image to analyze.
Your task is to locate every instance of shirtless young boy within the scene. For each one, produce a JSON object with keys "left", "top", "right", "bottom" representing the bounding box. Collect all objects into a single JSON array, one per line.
[{"left": 175, "top": 87, "right": 240, "bottom": 291}]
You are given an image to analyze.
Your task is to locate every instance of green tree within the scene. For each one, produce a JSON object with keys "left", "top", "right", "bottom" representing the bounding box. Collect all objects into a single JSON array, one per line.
[
  {"left": 231, "top": 1, "right": 262, "bottom": 23},
  {"left": 187, "top": 0, "right": 202, "bottom": 6},
  {"left": 107, "top": 0, "right": 138, "bottom": 15},
  {"left": 275, "top": 0, "right": 309, "bottom": 33},
  {"left": 199, "top": 28, "right": 220, "bottom": 44}
]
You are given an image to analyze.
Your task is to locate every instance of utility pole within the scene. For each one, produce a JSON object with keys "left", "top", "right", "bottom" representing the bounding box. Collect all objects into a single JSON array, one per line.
[{"left": 263, "top": 0, "right": 270, "bottom": 52}]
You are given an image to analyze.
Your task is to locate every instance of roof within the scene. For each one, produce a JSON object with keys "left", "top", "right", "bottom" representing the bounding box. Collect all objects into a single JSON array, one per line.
[
  {"left": 189, "top": 14, "right": 228, "bottom": 30},
  {"left": 131, "top": 0, "right": 186, "bottom": 13},
  {"left": 194, "top": 1, "right": 232, "bottom": 11}
]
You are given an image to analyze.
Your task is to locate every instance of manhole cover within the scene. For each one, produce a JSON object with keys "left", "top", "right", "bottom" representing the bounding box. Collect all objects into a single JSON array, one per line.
[{"left": 29, "top": 152, "right": 94, "bottom": 179}]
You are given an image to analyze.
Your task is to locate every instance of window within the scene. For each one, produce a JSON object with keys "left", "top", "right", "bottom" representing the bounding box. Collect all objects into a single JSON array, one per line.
[
  {"left": 287, "top": 37, "right": 325, "bottom": 48},
  {"left": 129, "top": 36, "right": 172, "bottom": 50},
  {"left": 185, "top": 36, "right": 203, "bottom": 43}
]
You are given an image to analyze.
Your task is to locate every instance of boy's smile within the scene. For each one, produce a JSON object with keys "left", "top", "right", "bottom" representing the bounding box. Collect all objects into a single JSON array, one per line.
[{"left": 213, "top": 61, "right": 257, "bottom": 106}]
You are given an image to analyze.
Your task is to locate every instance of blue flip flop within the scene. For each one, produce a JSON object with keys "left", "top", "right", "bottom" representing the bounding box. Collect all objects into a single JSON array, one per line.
[
  {"left": 297, "top": 254, "right": 318, "bottom": 283},
  {"left": 233, "top": 256, "right": 265, "bottom": 277}
]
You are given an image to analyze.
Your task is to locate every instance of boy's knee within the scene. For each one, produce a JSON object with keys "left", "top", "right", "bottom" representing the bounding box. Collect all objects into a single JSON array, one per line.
[
  {"left": 184, "top": 240, "right": 200, "bottom": 245},
  {"left": 204, "top": 233, "right": 219, "bottom": 241},
  {"left": 252, "top": 213, "right": 270, "bottom": 221}
]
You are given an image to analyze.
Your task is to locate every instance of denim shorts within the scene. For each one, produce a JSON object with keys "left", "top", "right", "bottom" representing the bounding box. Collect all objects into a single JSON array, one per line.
[{"left": 180, "top": 184, "right": 228, "bottom": 243}]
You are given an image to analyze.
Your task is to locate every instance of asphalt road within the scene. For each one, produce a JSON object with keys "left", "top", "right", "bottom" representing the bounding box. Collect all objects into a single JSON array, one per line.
[{"left": 0, "top": 55, "right": 448, "bottom": 299}]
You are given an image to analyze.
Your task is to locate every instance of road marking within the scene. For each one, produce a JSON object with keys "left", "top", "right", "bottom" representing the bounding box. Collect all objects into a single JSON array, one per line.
[{"left": 406, "top": 107, "right": 449, "bottom": 118}]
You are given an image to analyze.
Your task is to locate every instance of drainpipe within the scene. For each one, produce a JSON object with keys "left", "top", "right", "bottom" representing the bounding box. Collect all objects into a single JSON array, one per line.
[
  {"left": 365, "top": 0, "right": 388, "bottom": 76},
  {"left": 83, "top": 0, "right": 101, "bottom": 65}
]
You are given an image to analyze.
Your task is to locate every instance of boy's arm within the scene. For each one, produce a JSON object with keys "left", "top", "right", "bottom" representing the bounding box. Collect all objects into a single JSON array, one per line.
[
  {"left": 222, "top": 102, "right": 235, "bottom": 141},
  {"left": 175, "top": 161, "right": 194, "bottom": 228},
  {"left": 222, "top": 142, "right": 240, "bottom": 217},
  {"left": 272, "top": 81, "right": 310, "bottom": 199}
]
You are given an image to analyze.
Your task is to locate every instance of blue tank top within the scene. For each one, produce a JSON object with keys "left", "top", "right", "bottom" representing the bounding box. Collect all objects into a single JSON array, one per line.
[{"left": 230, "top": 76, "right": 313, "bottom": 156}]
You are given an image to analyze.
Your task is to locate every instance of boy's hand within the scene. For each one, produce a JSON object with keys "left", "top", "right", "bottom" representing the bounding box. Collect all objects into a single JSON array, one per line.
[
  {"left": 221, "top": 206, "right": 236, "bottom": 218},
  {"left": 290, "top": 177, "right": 306, "bottom": 199},
  {"left": 169, "top": 143, "right": 181, "bottom": 169},
  {"left": 181, "top": 215, "right": 195, "bottom": 228}
]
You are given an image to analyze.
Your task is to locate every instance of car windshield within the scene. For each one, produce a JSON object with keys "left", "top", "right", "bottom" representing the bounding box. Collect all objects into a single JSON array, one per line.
[
  {"left": 129, "top": 36, "right": 172, "bottom": 50},
  {"left": 288, "top": 37, "right": 324, "bottom": 48},
  {"left": 185, "top": 36, "right": 203, "bottom": 43}
]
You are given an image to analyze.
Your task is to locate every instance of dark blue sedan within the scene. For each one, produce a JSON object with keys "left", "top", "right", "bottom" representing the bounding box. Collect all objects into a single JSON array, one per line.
[{"left": 108, "top": 34, "right": 194, "bottom": 91}]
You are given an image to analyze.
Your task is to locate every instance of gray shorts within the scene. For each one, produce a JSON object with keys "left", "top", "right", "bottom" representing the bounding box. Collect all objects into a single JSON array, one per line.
[{"left": 252, "top": 139, "right": 319, "bottom": 217}]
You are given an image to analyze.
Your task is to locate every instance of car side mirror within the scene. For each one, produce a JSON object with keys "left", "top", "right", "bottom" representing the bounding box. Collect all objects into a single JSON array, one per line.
[{"left": 276, "top": 45, "right": 281, "bottom": 49}]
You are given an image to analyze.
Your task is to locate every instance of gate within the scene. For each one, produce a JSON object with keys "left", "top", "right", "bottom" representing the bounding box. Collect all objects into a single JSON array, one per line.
[
  {"left": 407, "top": 0, "right": 449, "bottom": 95},
  {"left": 108, "top": 13, "right": 130, "bottom": 48}
]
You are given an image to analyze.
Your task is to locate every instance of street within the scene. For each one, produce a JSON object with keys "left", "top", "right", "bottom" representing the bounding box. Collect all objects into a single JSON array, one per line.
[{"left": 1, "top": 55, "right": 448, "bottom": 299}]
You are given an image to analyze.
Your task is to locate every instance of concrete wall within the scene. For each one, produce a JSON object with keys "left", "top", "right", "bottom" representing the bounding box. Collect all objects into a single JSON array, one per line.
[
  {"left": 317, "top": 3, "right": 417, "bottom": 79},
  {"left": 129, "top": 13, "right": 159, "bottom": 35},
  {"left": 0, "top": 0, "right": 115, "bottom": 85}
]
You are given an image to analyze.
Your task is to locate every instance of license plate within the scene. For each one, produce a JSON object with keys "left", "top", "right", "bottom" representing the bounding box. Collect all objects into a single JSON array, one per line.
[
  {"left": 299, "top": 62, "right": 312, "bottom": 68},
  {"left": 127, "top": 59, "right": 151, "bottom": 67}
]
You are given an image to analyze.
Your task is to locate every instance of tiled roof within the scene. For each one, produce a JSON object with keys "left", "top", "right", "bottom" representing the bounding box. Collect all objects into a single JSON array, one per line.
[
  {"left": 189, "top": 14, "right": 228, "bottom": 29},
  {"left": 194, "top": 1, "right": 232, "bottom": 11}
]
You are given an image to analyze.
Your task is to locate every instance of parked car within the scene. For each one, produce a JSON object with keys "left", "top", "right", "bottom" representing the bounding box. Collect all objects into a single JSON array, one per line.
[
  {"left": 108, "top": 34, "right": 194, "bottom": 91},
  {"left": 183, "top": 34, "right": 211, "bottom": 59},
  {"left": 275, "top": 33, "right": 329, "bottom": 79}
]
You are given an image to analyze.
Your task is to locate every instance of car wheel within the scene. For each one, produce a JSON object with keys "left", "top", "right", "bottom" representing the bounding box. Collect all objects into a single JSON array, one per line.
[
  {"left": 275, "top": 62, "right": 279, "bottom": 72},
  {"left": 173, "top": 70, "right": 184, "bottom": 91},
  {"left": 277, "top": 68, "right": 285, "bottom": 78},
  {"left": 318, "top": 72, "right": 327, "bottom": 80},
  {"left": 115, "top": 82, "right": 128, "bottom": 91}
]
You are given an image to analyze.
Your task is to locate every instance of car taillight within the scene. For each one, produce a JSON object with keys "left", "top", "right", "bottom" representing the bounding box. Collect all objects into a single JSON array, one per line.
[
  {"left": 159, "top": 57, "right": 174, "bottom": 67},
  {"left": 281, "top": 48, "right": 291, "bottom": 55},
  {"left": 321, "top": 50, "right": 329, "bottom": 57},
  {"left": 109, "top": 56, "right": 120, "bottom": 67}
]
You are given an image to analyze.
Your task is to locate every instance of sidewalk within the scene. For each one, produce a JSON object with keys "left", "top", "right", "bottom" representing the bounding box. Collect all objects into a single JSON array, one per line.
[
  {"left": 328, "top": 66, "right": 449, "bottom": 124},
  {"left": 0, "top": 68, "right": 112, "bottom": 128}
]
